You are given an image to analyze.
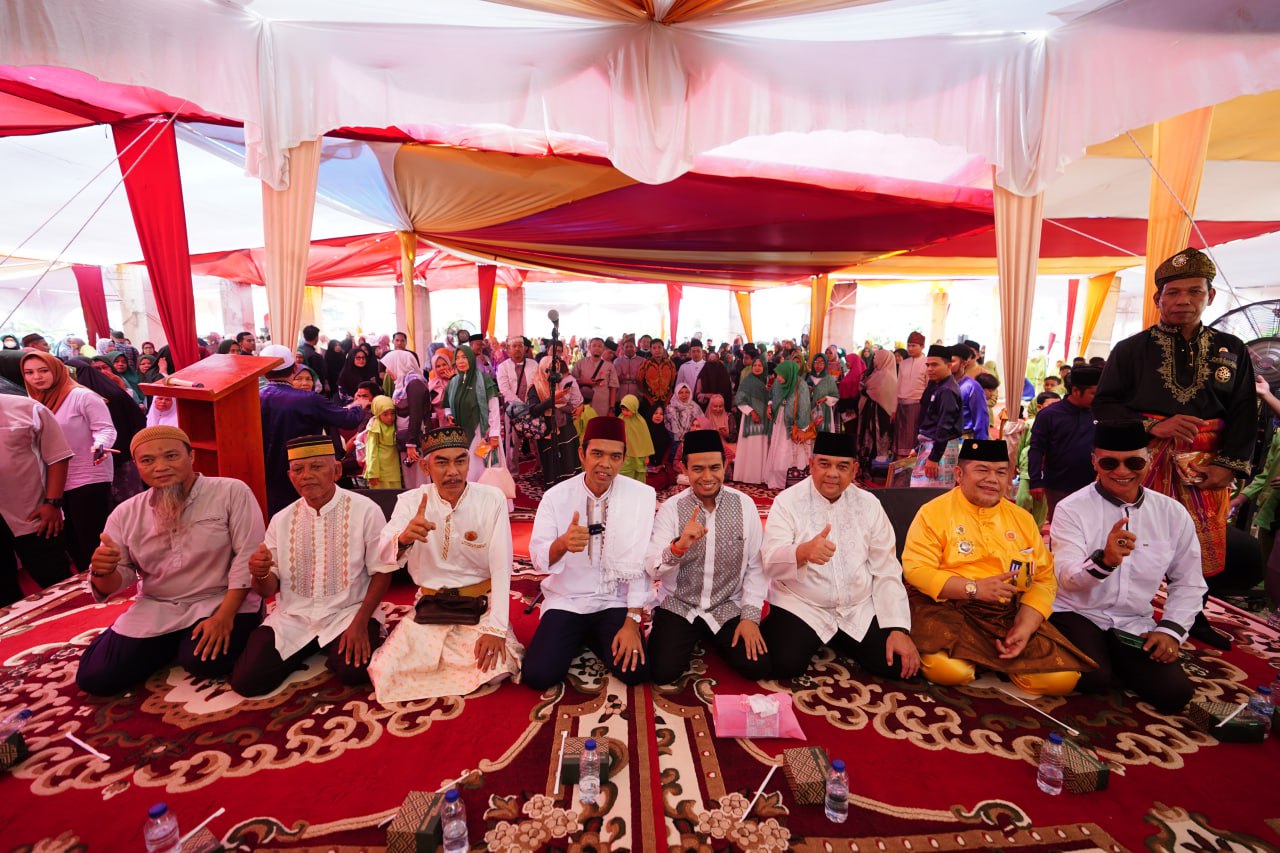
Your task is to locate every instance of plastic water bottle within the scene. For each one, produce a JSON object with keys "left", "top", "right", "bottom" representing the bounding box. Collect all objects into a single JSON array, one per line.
[
  {"left": 143, "top": 803, "right": 181, "bottom": 853},
  {"left": 824, "top": 758, "right": 849, "bottom": 823},
  {"left": 1247, "top": 685, "right": 1273, "bottom": 733},
  {"left": 441, "top": 789, "right": 468, "bottom": 853},
  {"left": 578, "top": 739, "right": 601, "bottom": 805},
  {"left": 0, "top": 709, "right": 32, "bottom": 740},
  {"left": 1036, "top": 733, "right": 1065, "bottom": 795}
]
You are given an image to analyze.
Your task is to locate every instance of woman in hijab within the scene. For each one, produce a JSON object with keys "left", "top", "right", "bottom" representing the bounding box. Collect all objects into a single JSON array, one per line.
[
  {"left": 763, "top": 359, "right": 812, "bottom": 490},
  {"left": 381, "top": 349, "right": 431, "bottom": 487},
  {"left": 216, "top": 339, "right": 238, "bottom": 355},
  {"left": 445, "top": 345, "right": 505, "bottom": 482},
  {"left": 427, "top": 347, "right": 456, "bottom": 411},
  {"left": 665, "top": 382, "right": 703, "bottom": 445},
  {"left": 107, "top": 352, "right": 145, "bottom": 406},
  {"left": 646, "top": 402, "right": 673, "bottom": 477},
  {"left": 363, "top": 395, "right": 403, "bottom": 489},
  {"left": 137, "top": 354, "right": 162, "bottom": 385},
  {"left": 1, "top": 334, "right": 19, "bottom": 350},
  {"left": 324, "top": 340, "right": 345, "bottom": 399},
  {"left": 337, "top": 345, "right": 378, "bottom": 399},
  {"left": 694, "top": 394, "right": 737, "bottom": 468},
  {"left": 824, "top": 345, "right": 845, "bottom": 378},
  {"left": 527, "top": 355, "right": 582, "bottom": 487},
  {"left": 619, "top": 394, "right": 655, "bottom": 482},
  {"left": 22, "top": 352, "right": 117, "bottom": 573},
  {"left": 857, "top": 347, "right": 899, "bottom": 467},
  {"left": 290, "top": 364, "right": 324, "bottom": 394},
  {"left": 141, "top": 341, "right": 156, "bottom": 357},
  {"left": 693, "top": 350, "right": 734, "bottom": 412},
  {"left": 732, "top": 358, "right": 770, "bottom": 485},
  {"left": 67, "top": 356, "right": 148, "bottom": 503},
  {"left": 837, "top": 351, "right": 866, "bottom": 435},
  {"left": 807, "top": 353, "right": 840, "bottom": 434}
]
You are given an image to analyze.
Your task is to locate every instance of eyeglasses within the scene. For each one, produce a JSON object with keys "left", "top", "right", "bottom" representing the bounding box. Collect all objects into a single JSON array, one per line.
[{"left": 1096, "top": 456, "right": 1148, "bottom": 471}]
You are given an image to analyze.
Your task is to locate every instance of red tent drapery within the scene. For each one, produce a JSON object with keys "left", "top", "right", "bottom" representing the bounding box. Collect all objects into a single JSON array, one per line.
[
  {"left": 112, "top": 118, "right": 199, "bottom": 369},
  {"left": 72, "top": 264, "right": 109, "bottom": 345},
  {"left": 667, "top": 283, "right": 683, "bottom": 343},
  {"left": 477, "top": 264, "right": 498, "bottom": 337}
]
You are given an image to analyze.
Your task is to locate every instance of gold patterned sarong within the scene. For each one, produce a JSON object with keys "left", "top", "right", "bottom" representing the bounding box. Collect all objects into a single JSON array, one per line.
[{"left": 1143, "top": 415, "right": 1228, "bottom": 576}]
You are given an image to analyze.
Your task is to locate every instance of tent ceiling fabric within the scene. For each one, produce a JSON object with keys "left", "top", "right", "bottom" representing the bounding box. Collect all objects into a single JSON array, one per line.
[
  {"left": 1086, "top": 90, "right": 1280, "bottom": 162},
  {"left": 3, "top": 0, "right": 1278, "bottom": 194}
]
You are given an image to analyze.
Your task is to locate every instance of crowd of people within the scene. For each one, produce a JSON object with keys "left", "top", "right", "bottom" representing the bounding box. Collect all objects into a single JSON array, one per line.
[{"left": 0, "top": 246, "right": 1275, "bottom": 716}]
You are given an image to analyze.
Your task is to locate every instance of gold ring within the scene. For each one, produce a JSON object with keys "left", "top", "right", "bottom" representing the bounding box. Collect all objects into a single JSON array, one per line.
[{"left": 1117, "top": 538, "right": 1128, "bottom": 547}]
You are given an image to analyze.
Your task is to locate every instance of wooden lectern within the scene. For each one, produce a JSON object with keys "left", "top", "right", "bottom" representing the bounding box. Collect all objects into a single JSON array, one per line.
[{"left": 139, "top": 354, "right": 280, "bottom": 517}]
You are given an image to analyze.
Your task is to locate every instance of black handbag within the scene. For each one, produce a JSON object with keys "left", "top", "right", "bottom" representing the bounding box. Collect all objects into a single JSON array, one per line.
[{"left": 413, "top": 590, "right": 488, "bottom": 625}]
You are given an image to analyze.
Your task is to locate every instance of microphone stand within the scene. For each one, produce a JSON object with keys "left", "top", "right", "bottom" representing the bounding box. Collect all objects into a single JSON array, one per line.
[{"left": 545, "top": 315, "right": 562, "bottom": 486}]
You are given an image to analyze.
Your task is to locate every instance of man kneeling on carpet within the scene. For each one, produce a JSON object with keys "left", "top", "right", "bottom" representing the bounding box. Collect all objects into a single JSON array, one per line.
[
  {"left": 230, "top": 436, "right": 396, "bottom": 696},
  {"left": 901, "top": 439, "right": 1095, "bottom": 695},
  {"left": 523, "top": 416, "right": 657, "bottom": 690},
  {"left": 77, "top": 426, "right": 265, "bottom": 696},
  {"left": 1047, "top": 421, "right": 1206, "bottom": 713},
  {"left": 642, "top": 429, "right": 771, "bottom": 683},
  {"left": 760, "top": 431, "right": 921, "bottom": 680},
  {"left": 367, "top": 426, "right": 523, "bottom": 703}
]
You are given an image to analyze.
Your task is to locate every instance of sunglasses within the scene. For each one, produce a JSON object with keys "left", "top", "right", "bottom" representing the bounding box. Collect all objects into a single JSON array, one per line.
[{"left": 1097, "top": 456, "right": 1148, "bottom": 471}]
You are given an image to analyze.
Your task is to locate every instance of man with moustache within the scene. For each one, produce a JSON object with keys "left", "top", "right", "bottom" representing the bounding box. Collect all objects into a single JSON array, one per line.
[
  {"left": 760, "top": 431, "right": 920, "bottom": 680},
  {"left": 894, "top": 331, "right": 929, "bottom": 457},
  {"left": 523, "top": 416, "right": 657, "bottom": 690},
  {"left": 911, "top": 344, "right": 964, "bottom": 487},
  {"left": 230, "top": 436, "right": 395, "bottom": 696},
  {"left": 1048, "top": 421, "right": 1205, "bottom": 712},
  {"left": 368, "top": 426, "right": 523, "bottom": 702},
  {"left": 902, "top": 439, "right": 1094, "bottom": 695},
  {"left": 638, "top": 337, "right": 677, "bottom": 413},
  {"left": 76, "top": 426, "right": 265, "bottom": 695},
  {"left": 644, "top": 430, "right": 771, "bottom": 683}
]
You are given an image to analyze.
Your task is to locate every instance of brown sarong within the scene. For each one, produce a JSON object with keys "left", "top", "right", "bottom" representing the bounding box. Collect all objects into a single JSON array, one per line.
[{"left": 909, "top": 590, "right": 1096, "bottom": 675}]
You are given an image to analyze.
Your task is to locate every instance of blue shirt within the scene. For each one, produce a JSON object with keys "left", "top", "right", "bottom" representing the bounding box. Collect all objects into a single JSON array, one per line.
[
  {"left": 1027, "top": 398, "right": 1096, "bottom": 492},
  {"left": 957, "top": 375, "right": 989, "bottom": 437},
  {"left": 260, "top": 382, "right": 365, "bottom": 515}
]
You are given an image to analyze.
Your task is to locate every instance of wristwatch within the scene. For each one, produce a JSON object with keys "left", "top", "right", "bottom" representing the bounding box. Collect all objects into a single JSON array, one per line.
[
  {"left": 964, "top": 580, "right": 978, "bottom": 601},
  {"left": 627, "top": 611, "right": 643, "bottom": 624},
  {"left": 43, "top": 497, "right": 64, "bottom": 509}
]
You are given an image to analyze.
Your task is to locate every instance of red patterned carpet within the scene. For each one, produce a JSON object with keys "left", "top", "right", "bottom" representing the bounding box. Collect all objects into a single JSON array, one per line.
[{"left": 2, "top": 559, "right": 1278, "bottom": 852}]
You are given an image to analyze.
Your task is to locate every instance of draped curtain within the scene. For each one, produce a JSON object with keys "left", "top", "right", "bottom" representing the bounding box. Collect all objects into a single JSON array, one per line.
[
  {"left": 667, "top": 283, "right": 683, "bottom": 343},
  {"left": 477, "top": 264, "right": 498, "bottom": 337},
  {"left": 808, "top": 273, "right": 832, "bottom": 359},
  {"left": 111, "top": 118, "right": 199, "bottom": 368},
  {"left": 1078, "top": 271, "right": 1117, "bottom": 356},
  {"left": 733, "top": 291, "right": 752, "bottom": 342},
  {"left": 262, "top": 138, "right": 321, "bottom": 348},
  {"left": 1142, "top": 106, "right": 1214, "bottom": 327},
  {"left": 72, "top": 264, "right": 109, "bottom": 346},
  {"left": 994, "top": 180, "right": 1044, "bottom": 425},
  {"left": 1063, "top": 278, "right": 1079, "bottom": 365},
  {"left": 397, "top": 231, "right": 418, "bottom": 351}
]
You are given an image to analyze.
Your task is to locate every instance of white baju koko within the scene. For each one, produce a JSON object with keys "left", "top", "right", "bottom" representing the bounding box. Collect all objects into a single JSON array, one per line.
[{"left": 367, "top": 482, "right": 522, "bottom": 703}]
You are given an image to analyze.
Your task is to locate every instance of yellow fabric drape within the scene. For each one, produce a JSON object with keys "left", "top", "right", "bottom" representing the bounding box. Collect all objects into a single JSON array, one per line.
[
  {"left": 837, "top": 254, "right": 1134, "bottom": 278},
  {"left": 394, "top": 145, "right": 635, "bottom": 235},
  {"left": 734, "top": 291, "right": 753, "bottom": 342},
  {"left": 397, "top": 231, "right": 418, "bottom": 352},
  {"left": 262, "top": 138, "right": 321, "bottom": 347},
  {"left": 1087, "top": 90, "right": 1280, "bottom": 162},
  {"left": 808, "top": 273, "right": 833, "bottom": 359},
  {"left": 994, "top": 178, "right": 1045, "bottom": 425},
  {"left": 300, "top": 286, "right": 323, "bottom": 332},
  {"left": 1142, "top": 106, "right": 1214, "bottom": 328},
  {"left": 1077, "top": 272, "right": 1117, "bottom": 357}
]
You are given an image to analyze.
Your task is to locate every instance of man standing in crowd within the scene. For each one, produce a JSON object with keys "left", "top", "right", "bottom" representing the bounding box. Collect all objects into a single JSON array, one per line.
[
  {"left": 912, "top": 344, "right": 964, "bottom": 487},
  {"left": 236, "top": 331, "right": 257, "bottom": 355},
  {"left": 675, "top": 337, "right": 708, "bottom": 393},
  {"left": 895, "top": 331, "right": 929, "bottom": 457},
  {"left": 573, "top": 337, "right": 619, "bottom": 414},
  {"left": 21, "top": 334, "right": 49, "bottom": 352},
  {"left": 638, "top": 338, "right": 676, "bottom": 413},
  {"left": 902, "top": 439, "right": 1094, "bottom": 695},
  {"left": 1028, "top": 365, "right": 1101, "bottom": 519},
  {"left": 523, "top": 417, "right": 656, "bottom": 690},
  {"left": 111, "top": 330, "right": 139, "bottom": 371},
  {"left": 230, "top": 436, "right": 395, "bottom": 696},
  {"left": 76, "top": 426, "right": 265, "bottom": 695},
  {"left": 951, "top": 344, "right": 990, "bottom": 439},
  {"left": 1092, "top": 247, "right": 1255, "bottom": 649},
  {"left": 258, "top": 345, "right": 368, "bottom": 515},
  {"left": 761, "top": 431, "right": 919, "bottom": 680},
  {"left": 298, "top": 325, "right": 327, "bottom": 394},
  {"left": 498, "top": 335, "right": 540, "bottom": 473},
  {"left": 0, "top": 393, "right": 72, "bottom": 605},
  {"left": 644, "top": 430, "right": 771, "bottom": 683},
  {"left": 613, "top": 335, "right": 644, "bottom": 408},
  {"left": 1049, "top": 421, "right": 1205, "bottom": 713}
]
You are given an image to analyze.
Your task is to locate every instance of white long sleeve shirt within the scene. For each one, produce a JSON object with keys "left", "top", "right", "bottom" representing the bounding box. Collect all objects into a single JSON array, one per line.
[
  {"left": 897, "top": 355, "right": 929, "bottom": 403},
  {"left": 1050, "top": 483, "right": 1207, "bottom": 641},
  {"left": 762, "top": 478, "right": 911, "bottom": 642},
  {"left": 262, "top": 488, "right": 396, "bottom": 658},
  {"left": 56, "top": 386, "right": 116, "bottom": 489},
  {"left": 497, "top": 357, "right": 538, "bottom": 406},
  {"left": 644, "top": 486, "right": 767, "bottom": 632},
  {"left": 530, "top": 473, "right": 656, "bottom": 613},
  {"left": 379, "top": 482, "right": 513, "bottom": 636}
]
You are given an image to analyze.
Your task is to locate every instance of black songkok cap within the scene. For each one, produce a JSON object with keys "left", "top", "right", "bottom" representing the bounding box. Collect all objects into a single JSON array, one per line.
[
  {"left": 1094, "top": 420, "right": 1149, "bottom": 452},
  {"left": 682, "top": 429, "right": 725, "bottom": 458},
  {"left": 812, "top": 431, "right": 857, "bottom": 459},
  {"left": 949, "top": 344, "right": 972, "bottom": 360},
  {"left": 1068, "top": 366, "right": 1102, "bottom": 388},
  {"left": 957, "top": 439, "right": 1009, "bottom": 463},
  {"left": 927, "top": 344, "right": 951, "bottom": 359}
]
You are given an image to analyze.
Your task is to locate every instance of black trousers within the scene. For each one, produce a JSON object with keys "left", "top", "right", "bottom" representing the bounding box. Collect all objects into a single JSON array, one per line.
[
  {"left": 0, "top": 516, "right": 71, "bottom": 606},
  {"left": 76, "top": 610, "right": 262, "bottom": 696},
  {"left": 1049, "top": 610, "right": 1194, "bottom": 714},
  {"left": 761, "top": 607, "right": 908, "bottom": 680},
  {"left": 63, "top": 481, "right": 112, "bottom": 573},
  {"left": 521, "top": 607, "right": 651, "bottom": 690},
  {"left": 230, "top": 620, "right": 382, "bottom": 696},
  {"left": 648, "top": 609, "right": 772, "bottom": 684}
]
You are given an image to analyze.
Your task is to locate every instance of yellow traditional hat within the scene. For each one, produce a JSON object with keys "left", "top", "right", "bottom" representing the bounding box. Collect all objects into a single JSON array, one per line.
[
  {"left": 422, "top": 425, "right": 469, "bottom": 454},
  {"left": 286, "top": 434, "right": 336, "bottom": 461}
]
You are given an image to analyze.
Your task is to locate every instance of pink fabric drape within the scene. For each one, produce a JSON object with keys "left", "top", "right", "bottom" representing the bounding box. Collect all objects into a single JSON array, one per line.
[
  {"left": 994, "top": 176, "right": 1044, "bottom": 427},
  {"left": 112, "top": 118, "right": 199, "bottom": 368},
  {"left": 667, "top": 283, "right": 683, "bottom": 344},
  {"left": 72, "top": 264, "right": 109, "bottom": 345},
  {"left": 262, "top": 138, "right": 321, "bottom": 348},
  {"left": 477, "top": 264, "right": 498, "bottom": 337},
  {"left": 1063, "top": 278, "right": 1079, "bottom": 365}
]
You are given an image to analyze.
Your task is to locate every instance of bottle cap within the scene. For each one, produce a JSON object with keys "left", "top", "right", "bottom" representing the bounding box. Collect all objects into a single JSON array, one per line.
[
  {"left": 444, "top": 789, "right": 460, "bottom": 803},
  {"left": 1048, "top": 732, "right": 1063, "bottom": 744},
  {"left": 148, "top": 803, "right": 168, "bottom": 819},
  {"left": 584, "top": 739, "right": 597, "bottom": 750},
  {"left": 831, "top": 759, "right": 845, "bottom": 772},
  {"left": 16, "top": 710, "right": 31, "bottom": 720}
]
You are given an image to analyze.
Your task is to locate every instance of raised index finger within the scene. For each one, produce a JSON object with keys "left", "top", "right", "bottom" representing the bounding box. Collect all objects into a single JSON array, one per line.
[{"left": 416, "top": 492, "right": 430, "bottom": 518}]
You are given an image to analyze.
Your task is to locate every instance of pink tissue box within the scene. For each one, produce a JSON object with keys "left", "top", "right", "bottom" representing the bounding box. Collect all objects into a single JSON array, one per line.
[{"left": 711, "top": 693, "right": 806, "bottom": 739}]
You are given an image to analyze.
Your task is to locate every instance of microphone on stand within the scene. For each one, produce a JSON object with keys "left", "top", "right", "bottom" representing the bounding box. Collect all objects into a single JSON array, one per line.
[
  {"left": 545, "top": 308, "right": 563, "bottom": 485},
  {"left": 548, "top": 309, "right": 560, "bottom": 328}
]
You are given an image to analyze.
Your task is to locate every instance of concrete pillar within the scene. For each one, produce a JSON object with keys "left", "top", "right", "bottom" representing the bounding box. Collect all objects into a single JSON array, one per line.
[
  {"left": 109, "top": 264, "right": 161, "bottom": 347},
  {"left": 929, "top": 285, "right": 949, "bottom": 344},
  {"left": 414, "top": 284, "right": 433, "bottom": 346},
  {"left": 1082, "top": 274, "right": 1125, "bottom": 361},
  {"left": 220, "top": 280, "right": 254, "bottom": 337},
  {"left": 394, "top": 283, "right": 406, "bottom": 335},
  {"left": 825, "top": 281, "right": 857, "bottom": 351},
  {"left": 507, "top": 285, "right": 525, "bottom": 339}
]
